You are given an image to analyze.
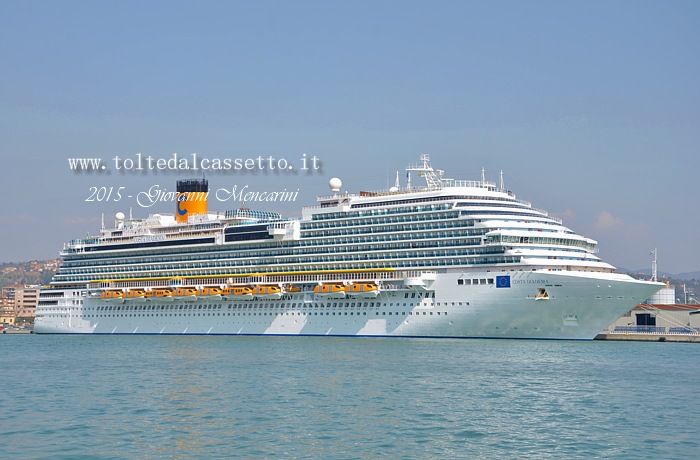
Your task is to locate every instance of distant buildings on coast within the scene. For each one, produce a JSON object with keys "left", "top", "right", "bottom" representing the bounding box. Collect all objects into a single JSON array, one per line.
[
  {"left": 1, "top": 284, "right": 40, "bottom": 325},
  {"left": 1, "top": 259, "right": 59, "bottom": 327}
]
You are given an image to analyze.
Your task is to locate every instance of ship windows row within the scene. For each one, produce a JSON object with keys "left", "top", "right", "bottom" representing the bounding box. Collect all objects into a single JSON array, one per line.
[
  {"left": 304, "top": 210, "right": 459, "bottom": 229},
  {"left": 404, "top": 292, "right": 436, "bottom": 298},
  {"left": 345, "top": 194, "right": 515, "bottom": 211},
  {"left": 455, "top": 201, "right": 532, "bottom": 210},
  {"left": 56, "top": 240, "right": 492, "bottom": 277},
  {"left": 303, "top": 219, "right": 476, "bottom": 238},
  {"left": 347, "top": 197, "right": 456, "bottom": 212},
  {"left": 55, "top": 255, "right": 524, "bottom": 283},
  {"left": 458, "top": 209, "right": 557, "bottom": 222},
  {"left": 458, "top": 278, "right": 494, "bottom": 285},
  {"left": 46, "top": 309, "right": 450, "bottom": 319},
  {"left": 487, "top": 234, "right": 596, "bottom": 252},
  {"left": 89, "top": 301, "right": 383, "bottom": 311},
  {"left": 60, "top": 233, "right": 489, "bottom": 274},
  {"left": 56, "top": 243, "right": 499, "bottom": 276},
  {"left": 62, "top": 225, "right": 485, "bottom": 268}
]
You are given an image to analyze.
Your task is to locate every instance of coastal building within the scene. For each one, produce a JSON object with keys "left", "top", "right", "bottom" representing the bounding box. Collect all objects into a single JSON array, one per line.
[
  {"left": 601, "top": 282, "right": 700, "bottom": 341},
  {"left": 1, "top": 284, "right": 40, "bottom": 324},
  {"left": 0, "top": 294, "right": 14, "bottom": 325},
  {"left": 603, "top": 303, "right": 700, "bottom": 337}
]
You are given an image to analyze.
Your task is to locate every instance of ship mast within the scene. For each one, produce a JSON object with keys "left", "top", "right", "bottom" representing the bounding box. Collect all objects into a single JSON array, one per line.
[{"left": 406, "top": 154, "right": 442, "bottom": 190}]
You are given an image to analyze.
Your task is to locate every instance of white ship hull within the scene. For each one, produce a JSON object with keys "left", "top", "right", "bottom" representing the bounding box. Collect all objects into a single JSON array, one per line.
[
  {"left": 35, "top": 156, "right": 664, "bottom": 339},
  {"left": 34, "top": 271, "right": 661, "bottom": 339}
]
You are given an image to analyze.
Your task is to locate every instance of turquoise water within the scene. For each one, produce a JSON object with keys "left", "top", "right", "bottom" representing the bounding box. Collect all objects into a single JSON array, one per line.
[{"left": 1, "top": 336, "right": 698, "bottom": 459}]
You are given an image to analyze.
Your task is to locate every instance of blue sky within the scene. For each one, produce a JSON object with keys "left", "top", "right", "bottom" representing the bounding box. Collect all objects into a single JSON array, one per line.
[{"left": 1, "top": 0, "right": 698, "bottom": 274}]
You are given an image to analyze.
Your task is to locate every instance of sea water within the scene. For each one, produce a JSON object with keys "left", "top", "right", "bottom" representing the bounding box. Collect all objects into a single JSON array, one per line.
[{"left": 1, "top": 335, "right": 698, "bottom": 459}]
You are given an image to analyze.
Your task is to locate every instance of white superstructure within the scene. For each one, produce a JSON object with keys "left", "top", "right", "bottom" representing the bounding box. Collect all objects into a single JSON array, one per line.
[{"left": 35, "top": 155, "right": 663, "bottom": 338}]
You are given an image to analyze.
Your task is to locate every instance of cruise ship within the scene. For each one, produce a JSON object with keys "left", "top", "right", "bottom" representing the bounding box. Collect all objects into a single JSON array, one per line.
[{"left": 35, "top": 155, "right": 663, "bottom": 338}]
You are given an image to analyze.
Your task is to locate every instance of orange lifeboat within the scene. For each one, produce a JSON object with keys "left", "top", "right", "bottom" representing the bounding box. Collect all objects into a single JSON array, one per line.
[
  {"left": 313, "top": 283, "right": 346, "bottom": 298},
  {"left": 253, "top": 285, "right": 283, "bottom": 299},
  {"left": 344, "top": 283, "right": 380, "bottom": 298},
  {"left": 198, "top": 287, "right": 223, "bottom": 299},
  {"left": 100, "top": 290, "right": 125, "bottom": 301},
  {"left": 222, "top": 286, "right": 254, "bottom": 299},
  {"left": 153, "top": 289, "right": 175, "bottom": 301},
  {"left": 124, "top": 289, "right": 148, "bottom": 302},
  {"left": 174, "top": 288, "right": 198, "bottom": 299}
]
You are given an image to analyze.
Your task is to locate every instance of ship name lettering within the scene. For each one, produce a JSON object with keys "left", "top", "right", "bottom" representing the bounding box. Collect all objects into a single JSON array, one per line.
[
  {"left": 133, "top": 235, "right": 166, "bottom": 243},
  {"left": 512, "top": 279, "right": 550, "bottom": 285}
]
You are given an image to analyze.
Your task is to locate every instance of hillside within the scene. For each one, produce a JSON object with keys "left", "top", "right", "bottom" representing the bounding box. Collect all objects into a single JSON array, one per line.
[{"left": 0, "top": 259, "right": 60, "bottom": 287}]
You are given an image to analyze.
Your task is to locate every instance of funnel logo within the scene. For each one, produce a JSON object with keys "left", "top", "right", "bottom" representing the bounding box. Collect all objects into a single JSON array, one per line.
[
  {"left": 177, "top": 194, "right": 188, "bottom": 216},
  {"left": 175, "top": 190, "right": 209, "bottom": 223}
]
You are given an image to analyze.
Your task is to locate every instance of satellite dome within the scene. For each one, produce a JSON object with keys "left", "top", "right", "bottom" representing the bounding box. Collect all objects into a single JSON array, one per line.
[
  {"left": 115, "top": 212, "right": 125, "bottom": 220},
  {"left": 329, "top": 177, "right": 342, "bottom": 193}
]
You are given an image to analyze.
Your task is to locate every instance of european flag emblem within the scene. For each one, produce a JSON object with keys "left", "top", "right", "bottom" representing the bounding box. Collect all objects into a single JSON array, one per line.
[{"left": 496, "top": 275, "right": 511, "bottom": 288}]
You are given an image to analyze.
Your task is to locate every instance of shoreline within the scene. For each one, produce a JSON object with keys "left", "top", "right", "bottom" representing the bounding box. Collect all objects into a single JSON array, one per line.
[{"left": 595, "top": 332, "right": 700, "bottom": 343}]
